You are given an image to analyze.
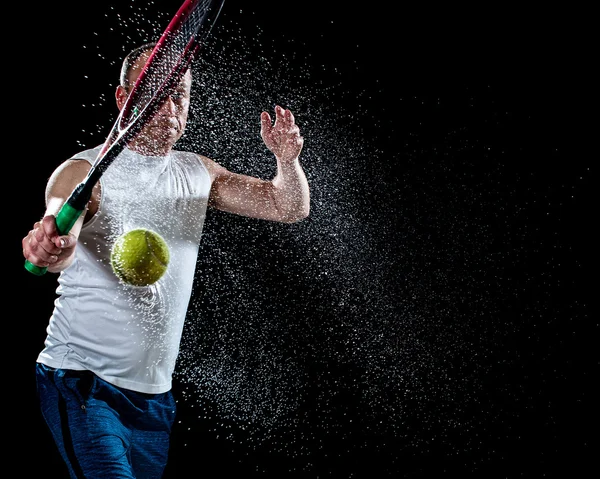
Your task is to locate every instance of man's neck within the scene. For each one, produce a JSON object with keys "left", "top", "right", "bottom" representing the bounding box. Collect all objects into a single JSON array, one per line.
[{"left": 127, "top": 140, "right": 172, "bottom": 157}]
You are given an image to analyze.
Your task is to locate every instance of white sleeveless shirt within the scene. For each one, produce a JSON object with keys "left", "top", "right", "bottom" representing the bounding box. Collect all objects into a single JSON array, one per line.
[{"left": 37, "top": 145, "right": 212, "bottom": 394}]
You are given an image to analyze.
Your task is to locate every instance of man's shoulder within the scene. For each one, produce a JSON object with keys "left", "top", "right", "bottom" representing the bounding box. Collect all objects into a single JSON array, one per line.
[
  {"left": 68, "top": 144, "right": 103, "bottom": 163},
  {"left": 171, "top": 148, "right": 198, "bottom": 158},
  {"left": 172, "top": 149, "right": 213, "bottom": 167},
  {"left": 172, "top": 149, "right": 220, "bottom": 181}
]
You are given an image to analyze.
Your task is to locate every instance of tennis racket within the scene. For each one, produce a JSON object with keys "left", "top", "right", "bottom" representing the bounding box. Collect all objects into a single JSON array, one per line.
[{"left": 25, "top": 0, "right": 225, "bottom": 275}]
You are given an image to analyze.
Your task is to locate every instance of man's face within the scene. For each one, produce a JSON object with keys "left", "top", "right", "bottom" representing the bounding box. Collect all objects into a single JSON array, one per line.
[{"left": 126, "top": 51, "right": 193, "bottom": 148}]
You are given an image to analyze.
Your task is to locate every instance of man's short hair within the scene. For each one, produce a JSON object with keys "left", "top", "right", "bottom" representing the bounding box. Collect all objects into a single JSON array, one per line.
[{"left": 119, "top": 42, "right": 157, "bottom": 88}]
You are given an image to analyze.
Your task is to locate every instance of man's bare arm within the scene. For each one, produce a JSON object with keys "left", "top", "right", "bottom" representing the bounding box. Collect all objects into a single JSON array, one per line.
[{"left": 207, "top": 105, "right": 309, "bottom": 223}]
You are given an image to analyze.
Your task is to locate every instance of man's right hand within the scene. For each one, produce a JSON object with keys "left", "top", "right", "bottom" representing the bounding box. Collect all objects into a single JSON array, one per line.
[{"left": 23, "top": 215, "right": 77, "bottom": 271}]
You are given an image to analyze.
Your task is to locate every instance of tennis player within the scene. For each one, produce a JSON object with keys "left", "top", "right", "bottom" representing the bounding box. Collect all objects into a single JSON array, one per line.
[{"left": 21, "top": 42, "right": 309, "bottom": 478}]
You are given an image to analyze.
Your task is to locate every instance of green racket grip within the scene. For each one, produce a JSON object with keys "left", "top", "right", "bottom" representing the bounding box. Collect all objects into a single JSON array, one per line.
[{"left": 24, "top": 201, "right": 85, "bottom": 276}]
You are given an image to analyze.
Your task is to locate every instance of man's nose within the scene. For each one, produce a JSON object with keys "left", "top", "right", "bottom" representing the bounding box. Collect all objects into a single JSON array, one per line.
[{"left": 158, "top": 96, "right": 177, "bottom": 113}]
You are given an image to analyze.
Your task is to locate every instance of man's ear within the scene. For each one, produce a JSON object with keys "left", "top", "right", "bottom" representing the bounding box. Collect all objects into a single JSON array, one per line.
[{"left": 115, "top": 85, "right": 128, "bottom": 111}]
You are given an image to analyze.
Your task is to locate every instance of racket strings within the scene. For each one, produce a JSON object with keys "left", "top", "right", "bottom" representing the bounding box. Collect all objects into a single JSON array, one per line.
[
  {"left": 121, "top": 0, "right": 216, "bottom": 126},
  {"left": 94, "top": 0, "right": 223, "bottom": 166}
]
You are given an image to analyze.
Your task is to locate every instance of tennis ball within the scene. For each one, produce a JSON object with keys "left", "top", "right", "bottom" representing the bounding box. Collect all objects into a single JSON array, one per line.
[{"left": 110, "top": 228, "right": 170, "bottom": 286}]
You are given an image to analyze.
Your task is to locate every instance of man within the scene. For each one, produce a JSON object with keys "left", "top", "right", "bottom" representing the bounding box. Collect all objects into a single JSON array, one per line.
[{"left": 21, "top": 42, "right": 309, "bottom": 478}]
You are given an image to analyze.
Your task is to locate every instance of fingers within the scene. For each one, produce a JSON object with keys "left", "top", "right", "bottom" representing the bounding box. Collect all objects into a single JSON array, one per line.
[
  {"left": 23, "top": 233, "right": 57, "bottom": 268},
  {"left": 273, "top": 105, "right": 302, "bottom": 139},
  {"left": 262, "top": 105, "right": 295, "bottom": 128},
  {"left": 260, "top": 105, "right": 303, "bottom": 159},
  {"left": 283, "top": 106, "right": 295, "bottom": 124},
  {"left": 23, "top": 215, "right": 64, "bottom": 267},
  {"left": 260, "top": 111, "right": 272, "bottom": 136},
  {"left": 40, "top": 214, "right": 59, "bottom": 239},
  {"left": 274, "top": 105, "right": 294, "bottom": 128}
]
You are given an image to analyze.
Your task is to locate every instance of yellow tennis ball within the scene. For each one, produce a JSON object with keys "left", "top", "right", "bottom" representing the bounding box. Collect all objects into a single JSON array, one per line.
[{"left": 110, "top": 228, "right": 170, "bottom": 286}]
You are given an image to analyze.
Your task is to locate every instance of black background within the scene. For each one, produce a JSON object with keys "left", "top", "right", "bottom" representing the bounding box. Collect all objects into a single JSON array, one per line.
[{"left": 11, "top": 1, "right": 594, "bottom": 477}]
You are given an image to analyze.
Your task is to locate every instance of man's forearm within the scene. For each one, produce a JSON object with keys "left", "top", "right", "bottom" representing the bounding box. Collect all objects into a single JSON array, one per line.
[{"left": 271, "top": 159, "right": 310, "bottom": 222}]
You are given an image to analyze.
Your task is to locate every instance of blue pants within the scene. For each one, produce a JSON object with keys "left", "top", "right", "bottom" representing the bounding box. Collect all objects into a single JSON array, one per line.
[{"left": 35, "top": 363, "right": 176, "bottom": 479}]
